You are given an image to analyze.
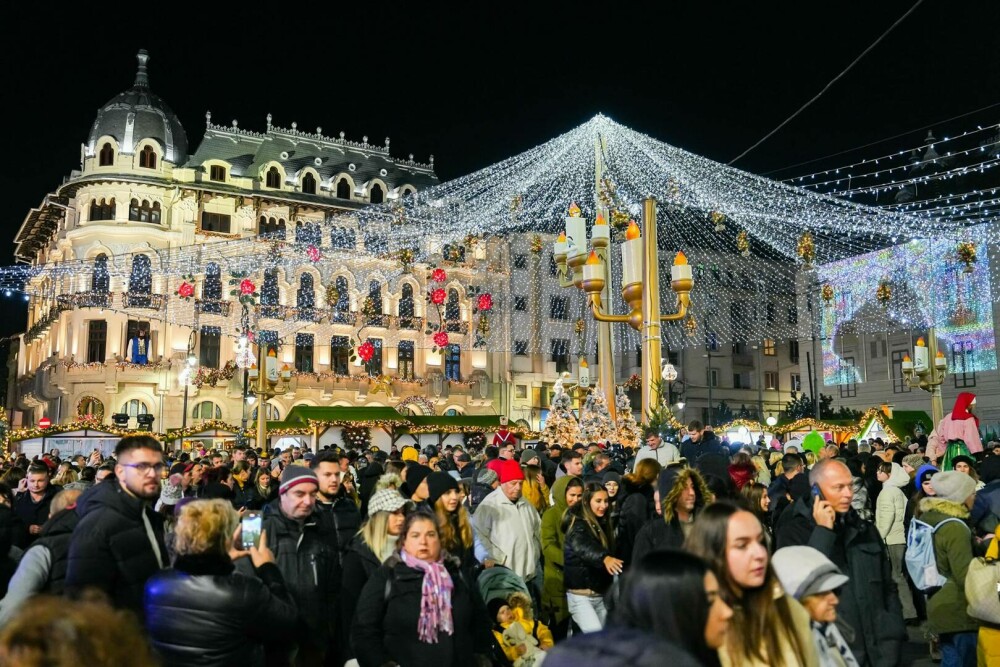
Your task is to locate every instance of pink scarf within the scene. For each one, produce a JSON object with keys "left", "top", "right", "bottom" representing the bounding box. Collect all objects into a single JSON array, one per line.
[{"left": 400, "top": 549, "right": 454, "bottom": 643}]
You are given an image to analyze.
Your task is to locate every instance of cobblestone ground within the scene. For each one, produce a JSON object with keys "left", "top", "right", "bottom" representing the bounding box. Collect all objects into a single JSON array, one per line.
[{"left": 902, "top": 624, "right": 938, "bottom": 667}]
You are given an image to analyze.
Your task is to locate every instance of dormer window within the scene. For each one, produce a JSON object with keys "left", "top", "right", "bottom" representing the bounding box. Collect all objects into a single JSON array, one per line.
[
  {"left": 336, "top": 178, "right": 351, "bottom": 199},
  {"left": 266, "top": 166, "right": 281, "bottom": 188},
  {"left": 370, "top": 183, "right": 384, "bottom": 204},
  {"left": 139, "top": 145, "right": 157, "bottom": 169},
  {"left": 209, "top": 165, "right": 227, "bottom": 182},
  {"left": 302, "top": 172, "right": 317, "bottom": 195},
  {"left": 99, "top": 143, "right": 114, "bottom": 166}
]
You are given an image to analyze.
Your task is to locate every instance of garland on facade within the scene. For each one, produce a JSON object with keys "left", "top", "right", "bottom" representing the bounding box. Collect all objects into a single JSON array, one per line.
[
  {"left": 4, "top": 418, "right": 166, "bottom": 448},
  {"left": 715, "top": 419, "right": 770, "bottom": 434},
  {"left": 76, "top": 396, "right": 106, "bottom": 422},
  {"left": 193, "top": 360, "right": 238, "bottom": 388},
  {"left": 166, "top": 420, "right": 250, "bottom": 441},
  {"left": 773, "top": 417, "right": 855, "bottom": 436},
  {"left": 396, "top": 396, "right": 437, "bottom": 416}
]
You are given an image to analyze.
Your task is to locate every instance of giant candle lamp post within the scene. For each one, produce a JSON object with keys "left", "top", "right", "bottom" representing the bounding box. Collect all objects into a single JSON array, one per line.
[
  {"left": 556, "top": 197, "right": 693, "bottom": 421},
  {"left": 900, "top": 331, "right": 948, "bottom": 429},
  {"left": 247, "top": 342, "right": 291, "bottom": 453}
]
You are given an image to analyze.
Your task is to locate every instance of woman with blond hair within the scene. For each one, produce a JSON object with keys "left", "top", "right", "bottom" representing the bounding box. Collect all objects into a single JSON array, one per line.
[
  {"left": 617, "top": 458, "right": 661, "bottom": 564},
  {"left": 144, "top": 499, "right": 298, "bottom": 666},
  {"left": 50, "top": 462, "right": 77, "bottom": 488}
]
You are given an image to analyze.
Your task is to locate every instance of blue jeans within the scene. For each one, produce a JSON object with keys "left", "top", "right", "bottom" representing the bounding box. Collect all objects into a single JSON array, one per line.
[{"left": 939, "top": 632, "right": 976, "bottom": 667}]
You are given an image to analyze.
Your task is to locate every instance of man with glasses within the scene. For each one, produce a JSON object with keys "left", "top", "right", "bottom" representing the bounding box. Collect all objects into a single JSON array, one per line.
[{"left": 65, "top": 435, "right": 168, "bottom": 619}]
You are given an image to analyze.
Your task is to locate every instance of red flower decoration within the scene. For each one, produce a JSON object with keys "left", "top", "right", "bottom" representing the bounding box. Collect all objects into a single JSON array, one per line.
[
  {"left": 177, "top": 282, "right": 194, "bottom": 298},
  {"left": 357, "top": 341, "right": 375, "bottom": 363},
  {"left": 306, "top": 245, "right": 321, "bottom": 262},
  {"left": 431, "top": 268, "right": 447, "bottom": 283},
  {"left": 433, "top": 331, "right": 449, "bottom": 347},
  {"left": 239, "top": 279, "right": 256, "bottom": 295},
  {"left": 477, "top": 293, "right": 493, "bottom": 312},
  {"left": 431, "top": 288, "right": 446, "bottom": 305}
]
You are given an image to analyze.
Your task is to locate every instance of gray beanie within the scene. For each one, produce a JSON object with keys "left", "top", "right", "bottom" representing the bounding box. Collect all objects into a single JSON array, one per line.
[
  {"left": 475, "top": 467, "right": 499, "bottom": 486},
  {"left": 902, "top": 454, "right": 926, "bottom": 471},
  {"left": 930, "top": 470, "right": 977, "bottom": 503},
  {"left": 520, "top": 449, "right": 541, "bottom": 465},
  {"left": 772, "top": 546, "right": 850, "bottom": 600}
]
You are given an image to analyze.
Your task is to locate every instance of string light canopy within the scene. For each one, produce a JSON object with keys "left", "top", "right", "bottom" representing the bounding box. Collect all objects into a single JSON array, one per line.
[{"left": 7, "top": 114, "right": 993, "bottom": 353}]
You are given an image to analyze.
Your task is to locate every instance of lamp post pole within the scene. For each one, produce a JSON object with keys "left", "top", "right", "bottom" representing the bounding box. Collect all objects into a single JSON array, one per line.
[
  {"left": 251, "top": 341, "right": 290, "bottom": 454},
  {"left": 901, "top": 327, "right": 947, "bottom": 428},
  {"left": 180, "top": 330, "right": 197, "bottom": 431}
]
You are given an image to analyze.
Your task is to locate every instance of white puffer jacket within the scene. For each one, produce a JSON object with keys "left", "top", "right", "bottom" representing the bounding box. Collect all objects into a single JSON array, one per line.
[{"left": 876, "top": 462, "right": 909, "bottom": 545}]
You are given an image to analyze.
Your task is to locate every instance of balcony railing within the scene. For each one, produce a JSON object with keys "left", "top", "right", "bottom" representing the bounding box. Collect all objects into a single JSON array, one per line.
[
  {"left": 365, "top": 313, "right": 387, "bottom": 327},
  {"left": 394, "top": 315, "right": 424, "bottom": 330},
  {"left": 294, "top": 307, "right": 324, "bottom": 323},
  {"left": 329, "top": 310, "right": 358, "bottom": 326},
  {"left": 195, "top": 299, "right": 233, "bottom": 317},
  {"left": 24, "top": 305, "right": 68, "bottom": 343},
  {"left": 257, "top": 304, "right": 293, "bottom": 320},
  {"left": 122, "top": 292, "right": 167, "bottom": 310},
  {"left": 444, "top": 319, "right": 470, "bottom": 334},
  {"left": 57, "top": 291, "right": 111, "bottom": 309}
]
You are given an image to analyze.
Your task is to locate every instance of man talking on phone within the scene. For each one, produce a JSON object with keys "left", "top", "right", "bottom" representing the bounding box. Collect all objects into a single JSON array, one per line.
[
  {"left": 775, "top": 458, "right": 905, "bottom": 667},
  {"left": 12, "top": 463, "right": 60, "bottom": 548}
]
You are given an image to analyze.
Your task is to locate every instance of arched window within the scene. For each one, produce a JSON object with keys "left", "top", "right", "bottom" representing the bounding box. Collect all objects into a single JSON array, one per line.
[
  {"left": 266, "top": 166, "right": 281, "bottom": 188},
  {"left": 274, "top": 218, "right": 286, "bottom": 240},
  {"left": 129, "top": 255, "right": 152, "bottom": 297},
  {"left": 129, "top": 199, "right": 160, "bottom": 223},
  {"left": 446, "top": 289, "right": 461, "bottom": 331},
  {"left": 302, "top": 172, "right": 317, "bottom": 195},
  {"left": 98, "top": 143, "right": 114, "bottom": 166},
  {"left": 139, "top": 145, "right": 157, "bottom": 169},
  {"left": 202, "top": 263, "right": 222, "bottom": 313},
  {"left": 251, "top": 403, "right": 281, "bottom": 421},
  {"left": 297, "top": 274, "right": 315, "bottom": 320},
  {"left": 260, "top": 269, "right": 280, "bottom": 318},
  {"left": 121, "top": 399, "right": 149, "bottom": 417},
  {"left": 90, "top": 198, "right": 115, "bottom": 221},
  {"left": 367, "top": 280, "right": 384, "bottom": 326},
  {"left": 332, "top": 276, "right": 350, "bottom": 323},
  {"left": 92, "top": 254, "right": 110, "bottom": 293},
  {"left": 369, "top": 183, "right": 384, "bottom": 204},
  {"left": 331, "top": 227, "right": 355, "bottom": 250},
  {"left": 192, "top": 401, "right": 222, "bottom": 420},
  {"left": 336, "top": 178, "right": 351, "bottom": 199},
  {"left": 399, "top": 283, "right": 414, "bottom": 327}
]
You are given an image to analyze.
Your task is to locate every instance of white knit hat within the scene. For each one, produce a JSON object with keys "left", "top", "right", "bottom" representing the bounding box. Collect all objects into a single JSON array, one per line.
[
  {"left": 930, "top": 470, "right": 977, "bottom": 504},
  {"left": 772, "top": 546, "right": 850, "bottom": 600}
]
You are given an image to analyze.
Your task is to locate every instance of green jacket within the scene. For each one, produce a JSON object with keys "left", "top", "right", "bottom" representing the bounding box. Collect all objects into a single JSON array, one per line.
[
  {"left": 540, "top": 476, "right": 577, "bottom": 622},
  {"left": 919, "top": 497, "right": 978, "bottom": 635}
]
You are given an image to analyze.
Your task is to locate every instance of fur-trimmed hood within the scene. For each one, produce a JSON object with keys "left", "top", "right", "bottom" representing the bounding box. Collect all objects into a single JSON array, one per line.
[{"left": 918, "top": 496, "right": 971, "bottom": 519}]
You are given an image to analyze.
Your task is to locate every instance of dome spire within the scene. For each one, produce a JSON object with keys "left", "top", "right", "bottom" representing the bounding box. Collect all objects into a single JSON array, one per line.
[{"left": 134, "top": 49, "right": 150, "bottom": 89}]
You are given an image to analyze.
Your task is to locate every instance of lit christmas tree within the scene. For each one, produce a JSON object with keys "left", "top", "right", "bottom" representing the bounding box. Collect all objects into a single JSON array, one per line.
[
  {"left": 541, "top": 380, "right": 581, "bottom": 448},
  {"left": 579, "top": 387, "right": 617, "bottom": 444},
  {"left": 615, "top": 386, "right": 642, "bottom": 449}
]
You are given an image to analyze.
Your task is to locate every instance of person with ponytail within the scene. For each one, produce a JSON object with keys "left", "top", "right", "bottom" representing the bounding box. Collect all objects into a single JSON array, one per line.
[{"left": 685, "top": 502, "right": 817, "bottom": 667}]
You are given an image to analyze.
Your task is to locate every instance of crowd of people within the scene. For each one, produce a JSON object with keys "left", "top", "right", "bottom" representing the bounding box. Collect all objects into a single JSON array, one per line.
[{"left": 0, "top": 414, "right": 997, "bottom": 666}]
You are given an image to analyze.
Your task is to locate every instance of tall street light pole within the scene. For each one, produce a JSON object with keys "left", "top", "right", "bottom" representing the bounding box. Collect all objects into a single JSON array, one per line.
[{"left": 180, "top": 330, "right": 197, "bottom": 430}]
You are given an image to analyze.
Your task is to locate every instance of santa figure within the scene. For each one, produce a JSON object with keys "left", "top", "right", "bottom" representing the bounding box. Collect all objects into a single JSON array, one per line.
[
  {"left": 492, "top": 416, "right": 518, "bottom": 448},
  {"left": 927, "top": 391, "right": 983, "bottom": 464},
  {"left": 129, "top": 328, "right": 150, "bottom": 365}
]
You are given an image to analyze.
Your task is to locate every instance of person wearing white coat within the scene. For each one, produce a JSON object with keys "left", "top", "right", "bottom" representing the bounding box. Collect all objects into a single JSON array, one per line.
[{"left": 875, "top": 461, "right": 917, "bottom": 622}]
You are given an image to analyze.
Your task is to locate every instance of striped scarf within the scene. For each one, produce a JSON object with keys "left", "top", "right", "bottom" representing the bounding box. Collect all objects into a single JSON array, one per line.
[{"left": 400, "top": 549, "right": 455, "bottom": 643}]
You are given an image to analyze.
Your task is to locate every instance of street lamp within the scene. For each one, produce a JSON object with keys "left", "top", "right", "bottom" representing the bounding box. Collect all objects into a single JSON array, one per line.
[
  {"left": 766, "top": 414, "right": 778, "bottom": 427},
  {"left": 248, "top": 340, "right": 290, "bottom": 453},
  {"left": 901, "top": 333, "right": 948, "bottom": 427},
  {"left": 180, "top": 330, "right": 197, "bottom": 430},
  {"left": 556, "top": 198, "right": 694, "bottom": 420}
]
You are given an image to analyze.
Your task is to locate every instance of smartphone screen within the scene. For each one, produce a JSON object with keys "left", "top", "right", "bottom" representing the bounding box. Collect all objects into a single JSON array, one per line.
[{"left": 242, "top": 512, "right": 262, "bottom": 550}]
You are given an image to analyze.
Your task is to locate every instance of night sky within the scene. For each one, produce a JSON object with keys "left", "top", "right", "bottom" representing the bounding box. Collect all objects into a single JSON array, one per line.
[{"left": 2, "top": 2, "right": 997, "bottom": 336}]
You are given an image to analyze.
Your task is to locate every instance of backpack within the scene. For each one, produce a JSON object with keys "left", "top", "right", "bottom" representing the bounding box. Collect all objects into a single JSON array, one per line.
[{"left": 904, "top": 516, "right": 969, "bottom": 591}]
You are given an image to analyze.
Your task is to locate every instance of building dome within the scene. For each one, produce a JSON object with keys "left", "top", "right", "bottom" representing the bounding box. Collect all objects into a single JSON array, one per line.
[{"left": 86, "top": 50, "right": 188, "bottom": 163}]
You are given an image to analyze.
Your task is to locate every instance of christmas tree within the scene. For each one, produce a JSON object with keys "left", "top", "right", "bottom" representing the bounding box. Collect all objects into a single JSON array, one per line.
[
  {"left": 542, "top": 381, "right": 581, "bottom": 448},
  {"left": 615, "top": 385, "right": 642, "bottom": 449},
  {"left": 579, "top": 387, "right": 617, "bottom": 444}
]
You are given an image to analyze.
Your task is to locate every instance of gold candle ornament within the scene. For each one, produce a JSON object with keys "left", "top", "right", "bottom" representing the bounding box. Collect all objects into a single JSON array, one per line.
[{"left": 622, "top": 220, "right": 642, "bottom": 286}]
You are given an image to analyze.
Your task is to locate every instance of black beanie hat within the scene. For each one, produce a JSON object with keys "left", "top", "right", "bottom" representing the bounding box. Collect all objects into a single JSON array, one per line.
[
  {"left": 425, "top": 471, "right": 459, "bottom": 506},
  {"left": 487, "top": 597, "right": 509, "bottom": 622},
  {"left": 405, "top": 464, "right": 433, "bottom": 495}
]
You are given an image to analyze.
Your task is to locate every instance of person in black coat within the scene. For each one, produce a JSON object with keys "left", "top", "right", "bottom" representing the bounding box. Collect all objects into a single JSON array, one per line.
[
  {"left": 632, "top": 466, "right": 711, "bottom": 564},
  {"left": 311, "top": 450, "right": 361, "bottom": 566},
  {"left": 231, "top": 462, "right": 263, "bottom": 510},
  {"left": 562, "top": 481, "right": 622, "bottom": 633},
  {"left": 340, "top": 489, "right": 413, "bottom": 665},
  {"left": 543, "top": 627, "right": 701, "bottom": 667},
  {"left": 351, "top": 511, "right": 491, "bottom": 667},
  {"left": 65, "top": 436, "right": 168, "bottom": 620},
  {"left": 11, "top": 464, "right": 61, "bottom": 548},
  {"left": 679, "top": 421, "right": 728, "bottom": 463},
  {"left": 145, "top": 499, "right": 298, "bottom": 667},
  {"left": 615, "top": 459, "right": 660, "bottom": 565},
  {"left": 774, "top": 459, "right": 904, "bottom": 667},
  {"left": 237, "top": 466, "right": 341, "bottom": 666}
]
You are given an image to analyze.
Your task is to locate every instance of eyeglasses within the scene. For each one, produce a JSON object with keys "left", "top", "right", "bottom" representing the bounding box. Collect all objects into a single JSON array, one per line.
[{"left": 120, "top": 462, "right": 167, "bottom": 475}]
